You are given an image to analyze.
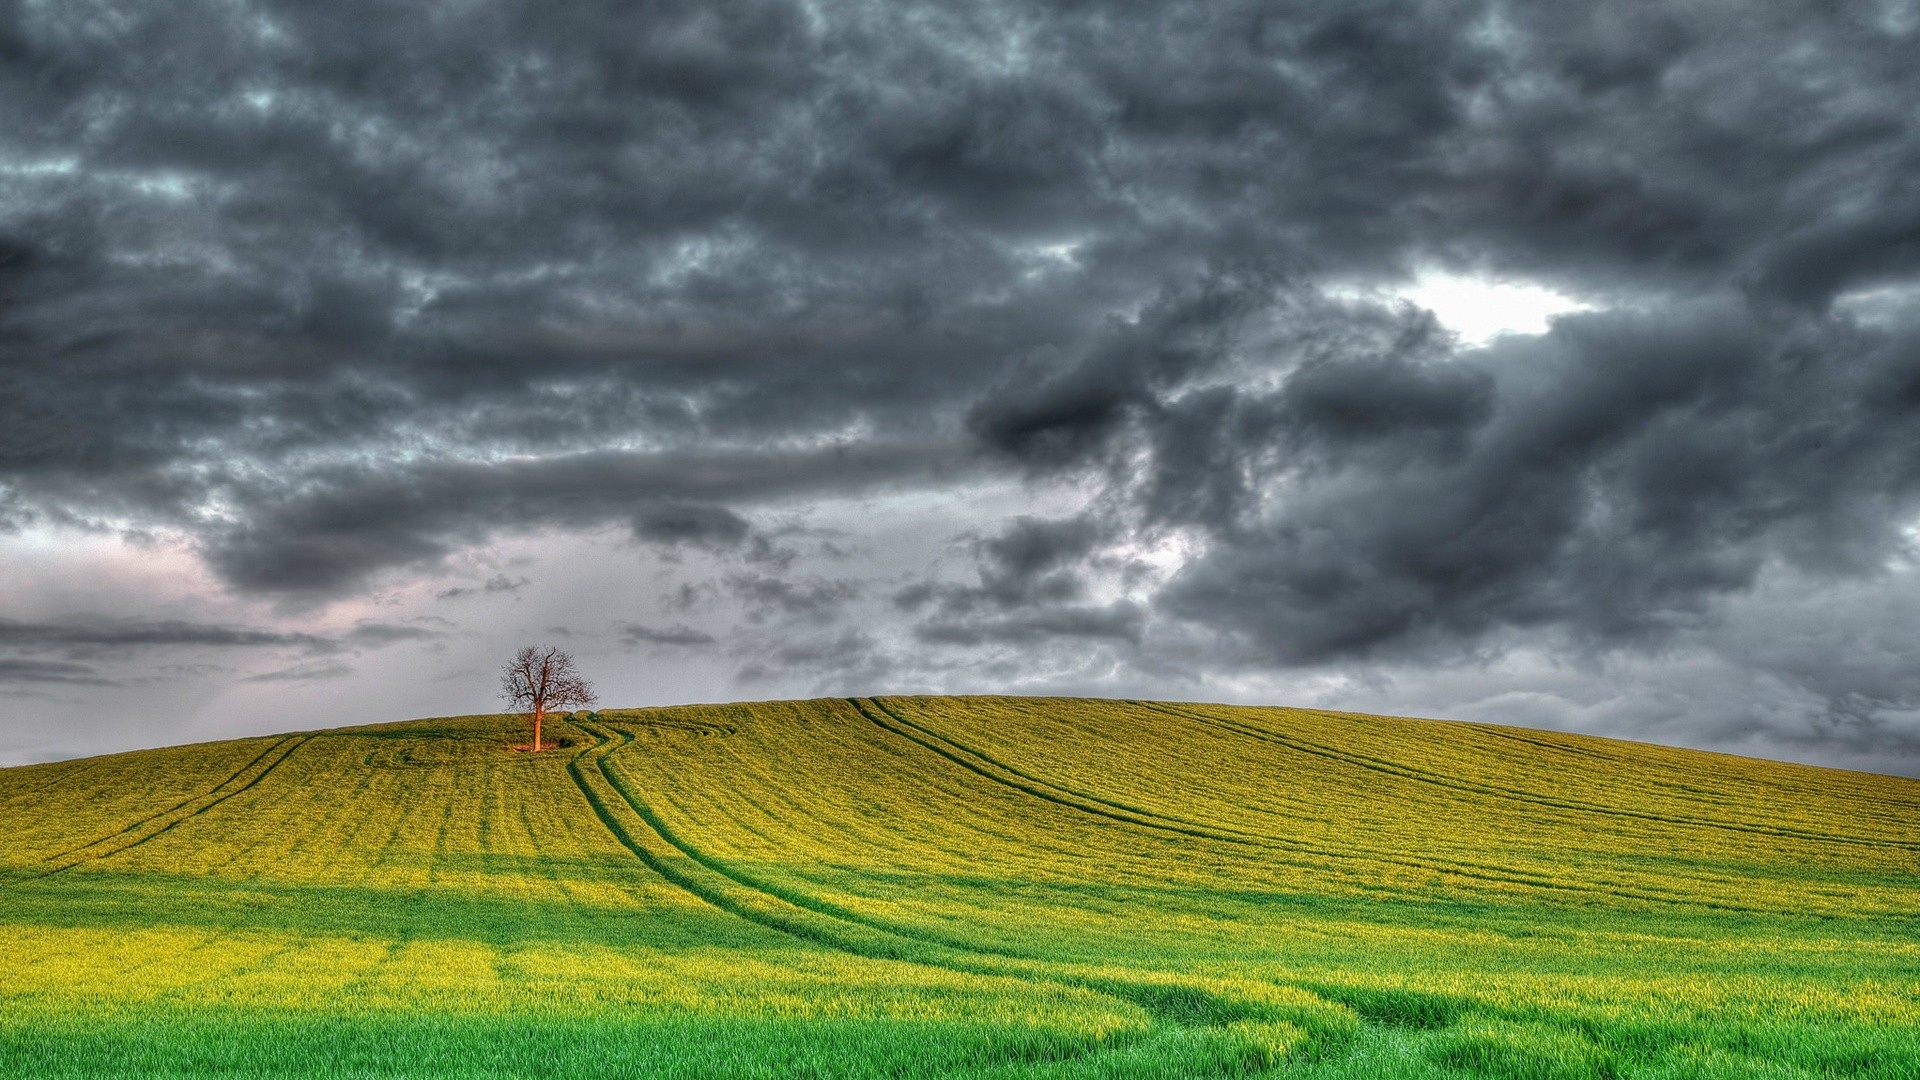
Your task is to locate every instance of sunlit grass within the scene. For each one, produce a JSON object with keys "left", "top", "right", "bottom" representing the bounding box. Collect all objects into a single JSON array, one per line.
[{"left": 2, "top": 697, "right": 1915, "bottom": 1076}]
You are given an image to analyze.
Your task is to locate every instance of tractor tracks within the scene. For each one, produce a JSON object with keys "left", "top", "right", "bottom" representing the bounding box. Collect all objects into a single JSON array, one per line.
[
  {"left": 14, "top": 735, "right": 312, "bottom": 879},
  {"left": 850, "top": 697, "right": 1274, "bottom": 849},
  {"left": 1134, "top": 701, "right": 1920, "bottom": 853},
  {"left": 853, "top": 698, "right": 1772, "bottom": 912},
  {"left": 561, "top": 718, "right": 1333, "bottom": 1056},
  {"left": 566, "top": 719, "right": 1012, "bottom": 962}
]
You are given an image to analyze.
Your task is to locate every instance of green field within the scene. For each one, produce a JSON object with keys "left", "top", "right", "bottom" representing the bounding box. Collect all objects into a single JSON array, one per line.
[{"left": 2, "top": 696, "right": 1916, "bottom": 1078}]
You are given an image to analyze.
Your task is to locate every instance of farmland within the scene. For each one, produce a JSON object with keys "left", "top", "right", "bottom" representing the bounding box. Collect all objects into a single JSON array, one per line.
[{"left": 2, "top": 696, "right": 1916, "bottom": 1078}]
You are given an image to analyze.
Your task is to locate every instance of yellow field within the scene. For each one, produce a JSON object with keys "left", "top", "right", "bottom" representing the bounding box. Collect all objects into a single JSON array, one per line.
[{"left": 2, "top": 696, "right": 1916, "bottom": 1077}]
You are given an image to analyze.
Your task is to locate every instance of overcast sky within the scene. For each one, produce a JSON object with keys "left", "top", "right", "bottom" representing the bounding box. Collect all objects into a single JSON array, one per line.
[{"left": 5, "top": 0, "right": 1920, "bottom": 774}]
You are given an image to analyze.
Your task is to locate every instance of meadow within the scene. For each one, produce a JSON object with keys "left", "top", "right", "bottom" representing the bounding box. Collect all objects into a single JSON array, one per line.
[{"left": 1, "top": 696, "right": 1916, "bottom": 1078}]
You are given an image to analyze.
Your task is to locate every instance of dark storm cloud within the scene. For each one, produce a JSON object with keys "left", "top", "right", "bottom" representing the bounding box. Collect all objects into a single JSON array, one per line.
[
  {"left": 889, "top": 513, "right": 1150, "bottom": 653},
  {"left": 0, "top": 617, "right": 330, "bottom": 652},
  {"left": 915, "top": 602, "right": 1145, "bottom": 648},
  {"left": 0, "top": 617, "right": 438, "bottom": 657},
  {"left": 895, "top": 514, "right": 1137, "bottom": 647},
  {"left": 202, "top": 443, "right": 968, "bottom": 595},
  {"left": 968, "top": 277, "right": 1279, "bottom": 468},
  {"left": 630, "top": 503, "right": 752, "bottom": 551},
  {"left": 435, "top": 574, "right": 530, "bottom": 601},
  {"left": 616, "top": 622, "right": 716, "bottom": 648},
  {"left": 727, "top": 573, "right": 862, "bottom": 624},
  {"left": 1145, "top": 301, "right": 1920, "bottom": 664},
  {"left": 5, "top": 0, "right": 1920, "bottom": 762},
  {"left": 338, "top": 623, "right": 443, "bottom": 648},
  {"left": 965, "top": 516, "right": 1105, "bottom": 607},
  {"left": 240, "top": 660, "right": 353, "bottom": 684},
  {"left": 734, "top": 626, "right": 894, "bottom": 688},
  {"left": 0, "top": 658, "right": 113, "bottom": 686}
]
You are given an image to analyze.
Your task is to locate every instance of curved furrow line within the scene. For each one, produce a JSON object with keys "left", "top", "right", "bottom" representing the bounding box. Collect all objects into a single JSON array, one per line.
[
  {"left": 22, "top": 738, "right": 294, "bottom": 867},
  {"left": 1385, "top": 713, "right": 1914, "bottom": 825},
  {"left": 865, "top": 698, "right": 1234, "bottom": 834},
  {"left": 0, "top": 757, "right": 107, "bottom": 802},
  {"left": 632, "top": 706, "right": 1044, "bottom": 885},
  {"left": 820, "top": 710, "right": 1144, "bottom": 868},
  {"left": 1420, "top": 726, "right": 1835, "bottom": 826},
  {"left": 890, "top": 698, "right": 1697, "bottom": 906},
  {"left": 851, "top": 698, "right": 1279, "bottom": 851},
  {"left": 1470, "top": 724, "right": 1920, "bottom": 828},
  {"left": 972, "top": 699, "right": 1383, "bottom": 833},
  {"left": 18, "top": 736, "right": 312, "bottom": 878},
  {"left": 1290, "top": 708, "right": 1920, "bottom": 845},
  {"left": 566, "top": 720, "right": 1352, "bottom": 1057},
  {"left": 871, "top": 699, "right": 1773, "bottom": 913},
  {"left": 40, "top": 736, "right": 314, "bottom": 877},
  {"left": 1464, "top": 725, "right": 1622, "bottom": 764},
  {"left": 852, "top": 698, "right": 1481, "bottom": 895},
  {"left": 1461, "top": 725, "right": 1818, "bottom": 822},
  {"left": 873, "top": 700, "right": 1632, "bottom": 904},
  {"left": 1141, "top": 702, "right": 1920, "bottom": 853},
  {"left": 846, "top": 698, "right": 1520, "bottom": 897},
  {"left": 583, "top": 719, "right": 1039, "bottom": 961},
  {"left": 567, "top": 720, "right": 942, "bottom": 958}
]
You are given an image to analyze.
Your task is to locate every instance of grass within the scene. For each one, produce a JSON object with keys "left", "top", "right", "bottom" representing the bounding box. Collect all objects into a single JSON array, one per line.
[{"left": 1, "top": 695, "right": 1916, "bottom": 1077}]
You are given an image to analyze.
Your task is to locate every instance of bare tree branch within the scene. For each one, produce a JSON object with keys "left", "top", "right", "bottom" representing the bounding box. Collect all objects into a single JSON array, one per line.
[{"left": 500, "top": 645, "right": 596, "bottom": 751}]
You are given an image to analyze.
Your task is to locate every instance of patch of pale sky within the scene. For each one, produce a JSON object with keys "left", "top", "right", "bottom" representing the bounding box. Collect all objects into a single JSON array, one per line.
[
  {"left": 1833, "top": 278, "right": 1920, "bottom": 328},
  {"left": 1326, "top": 268, "right": 1597, "bottom": 346},
  {"left": 1873, "top": 0, "right": 1919, "bottom": 36},
  {"left": 1018, "top": 240, "right": 1084, "bottom": 277},
  {"left": 0, "top": 526, "right": 217, "bottom": 618},
  {"left": 1393, "top": 269, "right": 1597, "bottom": 346}
]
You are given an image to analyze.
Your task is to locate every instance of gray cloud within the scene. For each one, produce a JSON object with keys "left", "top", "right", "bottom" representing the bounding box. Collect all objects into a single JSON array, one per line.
[
  {"left": 240, "top": 661, "right": 354, "bottom": 684},
  {"left": 735, "top": 627, "right": 889, "bottom": 689},
  {"left": 916, "top": 602, "right": 1146, "bottom": 648},
  {"left": 0, "top": 617, "right": 438, "bottom": 658},
  {"left": 894, "top": 515, "right": 1148, "bottom": 649},
  {"left": 631, "top": 503, "right": 752, "bottom": 551},
  {"left": 339, "top": 623, "right": 444, "bottom": 648},
  {"left": 4, "top": 0, "right": 1920, "bottom": 769},
  {"left": 199, "top": 444, "right": 968, "bottom": 596},
  {"left": 436, "top": 574, "right": 530, "bottom": 600},
  {"left": 1151, "top": 300, "right": 1920, "bottom": 663},
  {"left": 728, "top": 573, "right": 863, "bottom": 624},
  {"left": 0, "top": 617, "right": 331, "bottom": 654},
  {"left": 0, "top": 658, "right": 114, "bottom": 686},
  {"left": 616, "top": 622, "right": 716, "bottom": 648}
]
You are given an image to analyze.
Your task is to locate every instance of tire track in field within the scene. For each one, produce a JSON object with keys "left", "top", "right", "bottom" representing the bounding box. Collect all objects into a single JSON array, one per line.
[
  {"left": 563, "top": 718, "right": 1341, "bottom": 1059},
  {"left": 1462, "top": 725, "right": 1797, "bottom": 820},
  {"left": 1465, "top": 724, "right": 1622, "bottom": 764},
  {"left": 1138, "top": 701, "right": 1920, "bottom": 853},
  {"left": 1469, "top": 724, "right": 1920, "bottom": 826},
  {"left": 1287, "top": 705, "right": 1920, "bottom": 848},
  {"left": 853, "top": 696, "right": 1452, "bottom": 892},
  {"left": 864, "top": 698, "right": 1757, "bottom": 912},
  {"left": 568, "top": 719, "right": 1024, "bottom": 960},
  {"left": 853, "top": 697, "right": 1278, "bottom": 849},
  {"left": 862, "top": 696, "right": 1426, "bottom": 868},
  {"left": 25, "top": 739, "right": 290, "bottom": 860},
  {"left": 1400, "top": 710, "right": 1920, "bottom": 832},
  {"left": 20, "top": 736, "right": 312, "bottom": 878},
  {"left": 0, "top": 757, "right": 106, "bottom": 801}
]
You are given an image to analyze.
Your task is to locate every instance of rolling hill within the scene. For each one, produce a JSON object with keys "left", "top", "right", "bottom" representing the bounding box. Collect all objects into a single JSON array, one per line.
[{"left": 2, "top": 696, "right": 1916, "bottom": 1078}]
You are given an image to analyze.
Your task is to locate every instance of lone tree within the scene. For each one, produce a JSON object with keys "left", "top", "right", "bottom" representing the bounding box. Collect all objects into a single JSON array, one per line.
[{"left": 500, "top": 645, "right": 596, "bottom": 752}]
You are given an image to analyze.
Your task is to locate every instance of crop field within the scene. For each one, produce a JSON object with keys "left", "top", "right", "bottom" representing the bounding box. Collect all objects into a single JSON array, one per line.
[{"left": 2, "top": 696, "right": 1916, "bottom": 1078}]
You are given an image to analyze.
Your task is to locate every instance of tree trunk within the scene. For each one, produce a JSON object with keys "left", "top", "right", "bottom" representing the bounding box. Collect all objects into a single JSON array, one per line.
[{"left": 532, "top": 705, "right": 544, "bottom": 752}]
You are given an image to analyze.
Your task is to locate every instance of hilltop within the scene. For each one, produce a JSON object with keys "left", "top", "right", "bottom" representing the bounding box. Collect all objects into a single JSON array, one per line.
[{"left": 2, "top": 696, "right": 1916, "bottom": 1078}]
